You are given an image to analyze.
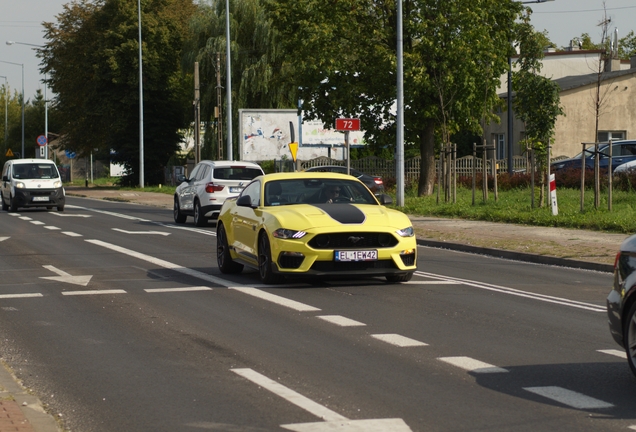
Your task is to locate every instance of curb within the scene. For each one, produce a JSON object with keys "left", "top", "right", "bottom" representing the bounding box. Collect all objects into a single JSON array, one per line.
[{"left": 416, "top": 238, "right": 614, "bottom": 273}]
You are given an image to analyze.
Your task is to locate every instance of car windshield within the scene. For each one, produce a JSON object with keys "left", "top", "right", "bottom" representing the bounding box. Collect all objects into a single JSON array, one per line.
[
  {"left": 13, "top": 163, "right": 59, "bottom": 180},
  {"left": 264, "top": 178, "right": 377, "bottom": 206}
]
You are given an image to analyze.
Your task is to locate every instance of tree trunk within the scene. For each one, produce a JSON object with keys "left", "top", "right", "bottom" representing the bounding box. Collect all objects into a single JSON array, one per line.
[{"left": 417, "top": 120, "right": 436, "bottom": 196}]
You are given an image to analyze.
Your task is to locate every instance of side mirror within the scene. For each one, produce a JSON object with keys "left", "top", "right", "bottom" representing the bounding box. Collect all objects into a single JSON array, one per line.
[
  {"left": 236, "top": 195, "right": 253, "bottom": 207},
  {"left": 378, "top": 194, "right": 393, "bottom": 205},
  {"left": 176, "top": 174, "right": 187, "bottom": 183},
  {"left": 2, "top": 175, "right": 8, "bottom": 182}
]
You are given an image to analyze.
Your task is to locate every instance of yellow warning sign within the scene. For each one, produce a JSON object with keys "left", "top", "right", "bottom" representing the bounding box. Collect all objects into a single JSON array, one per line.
[
  {"left": 5, "top": 148, "right": 14, "bottom": 157},
  {"left": 289, "top": 142, "right": 298, "bottom": 162}
]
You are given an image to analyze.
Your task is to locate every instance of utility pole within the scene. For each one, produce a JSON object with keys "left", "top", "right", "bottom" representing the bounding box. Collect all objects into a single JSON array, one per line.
[
  {"left": 194, "top": 62, "right": 200, "bottom": 164},
  {"left": 216, "top": 52, "right": 223, "bottom": 160}
]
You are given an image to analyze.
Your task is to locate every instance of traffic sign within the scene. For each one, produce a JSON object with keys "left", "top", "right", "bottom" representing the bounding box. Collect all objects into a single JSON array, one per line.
[
  {"left": 5, "top": 148, "right": 14, "bottom": 157},
  {"left": 37, "top": 135, "right": 47, "bottom": 146},
  {"left": 65, "top": 150, "right": 76, "bottom": 159},
  {"left": 335, "top": 118, "right": 360, "bottom": 131}
]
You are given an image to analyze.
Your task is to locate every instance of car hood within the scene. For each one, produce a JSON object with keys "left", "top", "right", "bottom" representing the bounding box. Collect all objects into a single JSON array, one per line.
[{"left": 267, "top": 203, "right": 412, "bottom": 231}]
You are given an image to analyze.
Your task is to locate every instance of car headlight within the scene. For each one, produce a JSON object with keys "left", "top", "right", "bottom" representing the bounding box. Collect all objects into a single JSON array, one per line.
[
  {"left": 272, "top": 228, "right": 307, "bottom": 239},
  {"left": 54, "top": 180, "right": 62, "bottom": 188},
  {"left": 15, "top": 182, "right": 25, "bottom": 189},
  {"left": 396, "top": 226, "right": 414, "bottom": 237}
]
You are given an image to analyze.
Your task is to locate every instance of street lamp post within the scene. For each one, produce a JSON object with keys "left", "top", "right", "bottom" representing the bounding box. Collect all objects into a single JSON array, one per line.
[
  {"left": 137, "top": 0, "right": 144, "bottom": 188},
  {"left": 225, "top": 0, "right": 233, "bottom": 160},
  {"left": 0, "top": 60, "right": 23, "bottom": 158},
  {"left": 508, "top": 0, "right": 555, "bottom": 174},
  {"left": 6, "top": 41, "right": 48, "bottom": 159},
  {"left": 0, "top": 76, "right": 7, "bottom": 155}
]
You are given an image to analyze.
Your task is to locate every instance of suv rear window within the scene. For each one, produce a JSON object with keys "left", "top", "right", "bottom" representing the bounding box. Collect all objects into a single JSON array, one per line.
[{"left": 213, "top": 167, "right": 262, "bottom": 181}]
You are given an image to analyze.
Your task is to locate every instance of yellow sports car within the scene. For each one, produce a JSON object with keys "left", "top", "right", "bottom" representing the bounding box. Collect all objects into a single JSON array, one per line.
[{"left": 216, "top": 172, "right": 417, "bottom": 284}]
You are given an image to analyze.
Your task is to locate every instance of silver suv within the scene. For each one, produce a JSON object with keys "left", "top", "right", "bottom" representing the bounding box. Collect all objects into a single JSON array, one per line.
[{"left": 174, "top": 160, "right": 264, "bottom": 226}]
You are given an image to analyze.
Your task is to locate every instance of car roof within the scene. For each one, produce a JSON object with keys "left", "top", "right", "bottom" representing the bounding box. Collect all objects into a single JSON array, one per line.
[
  {"left": 199, "top": 160, "right": 262, "bottom": 168},
  {"left": 258, "top": 172, "right": 365, "bottom": 182},
  {"left": 10, "top": 159, "right": 55, "bottom": 165}
]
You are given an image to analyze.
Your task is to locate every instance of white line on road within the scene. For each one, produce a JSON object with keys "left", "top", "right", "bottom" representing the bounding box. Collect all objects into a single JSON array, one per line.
[
  {"left": 50, "top": 212, "right": 91, "bottom": 217},
  {"left": 62, "top": 290, "right": 127, "bottom": 296},
  {"left": 404, "top": 280, "right": 460, "bottom": 285},
  {"left": 523, "top": 386, "right": 613, "bottom": 409},
  {"left": 415, "top": 271, "right": 605, "bottom": 312},
  {"left": 0, "top": 237, "right": 8, "bottom": 242},
  {"left": 317, "top": 315, "right": 366, "bottom": 327},
  {"left": 371, "top": 334, "right": 428, "bottom": 347},
  {"left": 0, "top": 294, "right": 43, "bottom": 299},
  {"left": 44, "top": 226, "right": 61, "bottom": 230},
  {"left": 438, "top": 356, "right": 508, "bottom": 373},
  {"left": 7, "top": 213, "right": 19, "bottom": 216},
  {"left": 145, "top": 287, "right": 212, "bottom": 293},
  {"left": 69, "top": 205, "right": 150, "bottom": 222},
  {"left": 229, "top": 287, "right": 320, "bottom": 312},
  {"left": 30, "top": 221, "right": 45, "bottom": 225},
  {"left": 62, "top": 232, "right": 83, "bottom": 237},
  {"left": 597, "top": 349, "right": 626, "bottom": 359},
  {"left": 232, "top": 368, "right": 348, "bottom": 422},
  {"left": 18, "top": 216, "right": 32, "bottom": 220},
  {"left": 112, "top": 228, "right": 170, "bottom": 236}
]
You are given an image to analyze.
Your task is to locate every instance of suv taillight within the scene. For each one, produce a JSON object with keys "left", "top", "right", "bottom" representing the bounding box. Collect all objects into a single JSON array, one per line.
[
  {"left": 614, "top": 251, "right": 621, "bottom": 270},
  {"left": 205, "top": 182, "right": 225, "bottom": 193},
  {"left": 374, "top": 177, "right": 383, "bottom": 185}
]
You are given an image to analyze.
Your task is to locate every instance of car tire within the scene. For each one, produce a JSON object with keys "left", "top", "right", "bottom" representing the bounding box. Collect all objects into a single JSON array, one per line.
[
  {"left": 386, "top": 272, "right": 413, "bottom": 283},
  {"left": 194, "top": 200, "right": 208, "bottom": 227},
  {"left": 57, "top": 205, "right": 64, "bottom": 212},
  {"left": 258, "top": 232, "right": 284, "bottom": 284},
  {"left": 624, "top": 302, "right": 636, "bottom": 377},
  {"left": 9, "top": 196, "right": 18, "bottom": 212},
  {"left": 216, "top": 223, "right": 243, "bottom": 274},
  {"left": 173, "top": 197, "right": 186, "bottom": 223}
]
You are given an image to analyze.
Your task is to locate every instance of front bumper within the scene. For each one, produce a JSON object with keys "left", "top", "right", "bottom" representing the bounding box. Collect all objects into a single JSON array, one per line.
[{"left": 13, "top": 187, "right": 65, "bottom": 209}]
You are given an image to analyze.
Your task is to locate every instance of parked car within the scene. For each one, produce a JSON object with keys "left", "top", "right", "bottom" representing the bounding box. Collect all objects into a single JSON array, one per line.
[
  {"left": 174, "top": 160, "right": 264, "bottom": 226},
  {"left": 1, "top": 158, "right": 65, "bottom": 212},
  {"left": 551, "top": 140, "right": 636, "bottom": 173},
  {"left": 304, "top": 165, "right": 384, "bottom": 193},
  {"left": 614, "top": 159, "right": 636, "bottom": 175},
  {"left": 216, "top": 172, "right": 416, "bottom": 284},
  {"left": 607, "top": 234, "right": 636, "bottom": 376}
]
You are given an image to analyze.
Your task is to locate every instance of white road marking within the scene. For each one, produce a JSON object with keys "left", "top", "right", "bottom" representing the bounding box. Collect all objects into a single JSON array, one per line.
[
  {"left": 7, "top": 213, "right": 19, "bottom": 216},
  {"left": 44, "top": 226, "right": 61, "bottom": 230},
  {"left": 628, "top": 425, "right": 636, "bottom": 431},
  {"left": 40, "top": 265, "right": 93, "bottom": 286},
  {"left": 317, "top": 315, "right": 366, "bottom": 327},
  {"left": 229, "top": 287, "right": 320, "bottom": 312},
  {"left": 371, "top": 334, "right": 428, "bottom": 347},
  {"left": 30, "top": 221, "right": 45, "bottom": 225},
  {"left": 415, "top": 271, "right": 605, "bottom": 312},
  {"left": 232, "top": 368, "right": 348, "bottom": 422},
  {"left": 19, "top": 216, "right": 32, "bottom": 220},
  {"left": 523, "top": 386, "right": 613, "bottom": 409},
  {"left": 86, "top": 239, "right": 231, "bottom": 286},
  {"left": 404, "top": 280, "right": 460, "bottom": 285},
  {"left": 69, "top": 205, "right": 150, "bottom": 222},
  {"left": 0, "top": 294, "right": 43, "bottom": 299},
  {"left": 62, "top": 290, "right": 127, "bottom": 296},
  {"left": 145, "top": 287, "right": 212, "bottom": 293},
  {"left": 438, "top": 356, "right": 508, "bottom": 373},
  {"left": 281, "top": 418, "right": 412, "bottom": 431},
  {"left": 112, "top": 228, "right": 170, "bottom": 236},
  {"left": 0, "top": 237, "right": 8, "bottom": 242},
  {"left": 50, "top": 213, "right": 91, "bottom": 218},
  {"left": 62, "top": 232, "right": 83, "bottom": 237},
  {"left": 597, "top": 349, "right": 626, "bottom": 359}
]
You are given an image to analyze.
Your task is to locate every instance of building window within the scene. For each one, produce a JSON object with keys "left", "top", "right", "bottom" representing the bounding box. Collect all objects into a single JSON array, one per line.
[
  {"left": 494, "top": 134, "right": 506, "bottom": 159},
  {"left": 598, "top": 131, "right": 625, "bottom": 142}
]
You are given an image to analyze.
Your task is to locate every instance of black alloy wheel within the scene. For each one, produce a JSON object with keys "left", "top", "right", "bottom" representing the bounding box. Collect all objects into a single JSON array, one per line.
[
  {"left": 216, "top": 223, "right": 243, "bottom": 274},
  {"left": 625, "top": 302, "right": 636, "bottom": 376},
  {"left": 173, "top": 197, "right": 186, "bottom": 223},
  {"left": 258, "top": 233, "right": 284, "bottom": 284},
  {"left": 194, "top": 200, "right": 208, "bottom": 227}
]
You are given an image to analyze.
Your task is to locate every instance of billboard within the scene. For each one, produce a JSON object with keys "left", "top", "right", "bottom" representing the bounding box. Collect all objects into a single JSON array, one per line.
[{"left": 239, "top": 109, "right": 366, "bottom": 162}]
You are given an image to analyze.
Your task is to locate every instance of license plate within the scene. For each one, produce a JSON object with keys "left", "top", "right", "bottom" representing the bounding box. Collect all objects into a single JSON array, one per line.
[
  {"left": 229, "top": 187, "right": 243, "bottom": 193},
  {"left": 335, "top": 250, "right": 378, "bottom": 261},
  {"left": 32, "top": 196, "right": 49, "bottom": 202}
]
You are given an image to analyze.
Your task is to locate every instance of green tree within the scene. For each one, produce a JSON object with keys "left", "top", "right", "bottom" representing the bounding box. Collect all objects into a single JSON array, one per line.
[
  {"left": 183, "top": 0, "right": 296, "bottom": 160},
  {"left": 40, "top": 0, "right": 196, "bottom": 186},
  {"left": 619, "top": 30, "right": 636, "bottom": 60},
  {"left": 266, "top": 0, "right": 524, "bottom": 196}
]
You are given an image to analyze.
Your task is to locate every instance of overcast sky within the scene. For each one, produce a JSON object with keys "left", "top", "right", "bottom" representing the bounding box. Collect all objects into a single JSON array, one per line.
[{"left": 0, "top": 0, "right": 635, "bottom": 102}]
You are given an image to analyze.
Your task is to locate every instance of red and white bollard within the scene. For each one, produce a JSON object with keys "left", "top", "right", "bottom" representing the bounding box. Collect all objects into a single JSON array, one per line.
[{"left": 549, "top": 173, "right": 558, "bottom": 216}]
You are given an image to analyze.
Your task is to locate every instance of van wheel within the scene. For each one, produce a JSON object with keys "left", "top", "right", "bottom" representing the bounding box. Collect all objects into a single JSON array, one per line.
[{"left": 9, "top": 196, "right": 18, "bottom": 212}]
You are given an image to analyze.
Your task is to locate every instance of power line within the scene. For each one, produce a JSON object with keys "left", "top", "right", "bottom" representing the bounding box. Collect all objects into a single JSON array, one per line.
[{"left": 533, "top": 6, "right": 636, "bottom": 14}]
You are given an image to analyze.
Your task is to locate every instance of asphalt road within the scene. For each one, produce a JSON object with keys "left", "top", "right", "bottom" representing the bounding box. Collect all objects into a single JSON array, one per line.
[{"left": 0, "top": 196, "right": 634, "bottom": 432}]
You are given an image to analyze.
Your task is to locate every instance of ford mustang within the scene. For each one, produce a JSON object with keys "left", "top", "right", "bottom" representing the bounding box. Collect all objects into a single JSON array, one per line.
[{"left": 216, "top": 172, "right": 417, "bottom": 284}]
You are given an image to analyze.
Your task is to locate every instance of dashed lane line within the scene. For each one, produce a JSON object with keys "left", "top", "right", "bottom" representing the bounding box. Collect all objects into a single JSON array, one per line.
[
  {"left": 597, "top": 349, "right": 626, "bottom": 359},
  {"left": 0, "top": 294, "right": 43, "bottom": 299},
  {"left": 44, "top": 226, "right": 61, "bottom": 230},
  {"left": 62, "top": 232, "right": 83, "bottom": 237},
  {"left": 371, "top": 334, "right": 428, "bottom": 347},
  {"left": 523, "top": 386, "right": 613, "bottom": 409},
  {"left": 145, "top": 287, "right": 212, "bottom": 293},
  {"left": 317, "top": 315, "right": 366, "bottom": 327},
  {"left": 29, "top": 221, "right": 45, "bottom": 225},
  {"left": 438, "top": 356, "right": 508, "bottom": 374},
  {"left": 229, "top": 287, "right": 320, "bottom": 312},
  {"left": 62, "top": 289, "right": 127, "bottom": 296}
]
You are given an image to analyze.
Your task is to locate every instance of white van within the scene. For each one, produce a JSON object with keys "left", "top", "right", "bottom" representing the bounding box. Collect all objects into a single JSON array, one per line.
[{"left": 1, "top": 159, "right": 65, "bottom": 212}]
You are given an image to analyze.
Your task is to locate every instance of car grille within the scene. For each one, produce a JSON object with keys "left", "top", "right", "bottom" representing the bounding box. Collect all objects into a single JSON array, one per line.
[
  {"left": 311, "top": 260, "right": 396, "bottom": 272},
  {"left": 400, "top": 252, "right": 416, "bottom": 266},
  {"left": 308, "top": 232, "right": 398, "bottom": 249},
  {"left": 278, "top": 255, "right": 304, "bottom": 269}
]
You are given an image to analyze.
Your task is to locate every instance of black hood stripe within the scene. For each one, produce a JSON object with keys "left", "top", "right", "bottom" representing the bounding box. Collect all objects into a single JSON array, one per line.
[{"left": 311, "top": 204, "right": 366, "bottom": 224}]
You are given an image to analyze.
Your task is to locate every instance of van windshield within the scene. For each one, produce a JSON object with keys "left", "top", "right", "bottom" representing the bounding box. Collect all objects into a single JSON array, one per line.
[{"left": 13, "top": 164, "right": 60, "bottom": 180}]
